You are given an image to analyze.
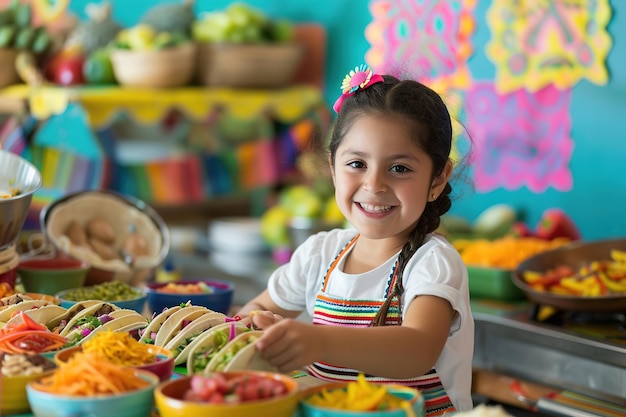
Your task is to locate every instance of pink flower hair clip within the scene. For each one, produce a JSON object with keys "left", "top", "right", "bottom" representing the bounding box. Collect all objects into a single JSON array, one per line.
[{"left": 332, "top": 64, "right": 384, "bottom": 113}]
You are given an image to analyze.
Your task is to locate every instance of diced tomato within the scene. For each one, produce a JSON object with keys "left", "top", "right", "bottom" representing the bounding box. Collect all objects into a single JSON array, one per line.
[{"left": 185, "top": 373, "right": 287, "bottom": 404}]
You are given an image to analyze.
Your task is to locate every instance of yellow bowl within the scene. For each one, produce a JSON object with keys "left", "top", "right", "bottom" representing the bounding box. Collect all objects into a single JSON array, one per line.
[
  {"left": 155, "top": 370, "right": 299, "bottom": 417},
  {"left": 1, "top": 365, "right": 55, "bottom": 415}
]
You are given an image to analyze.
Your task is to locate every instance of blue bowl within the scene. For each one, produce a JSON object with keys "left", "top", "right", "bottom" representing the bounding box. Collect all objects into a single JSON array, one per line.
[
  {"left": 55, "top": 287, "right": 147, "bottom": 314},
  {"left": 299, "top": 383, "right": 425, "bottom": 417},
  {"left": 146, "top": 279, "right": 235, "bottom": 314},
  {"left": 26, "top": 369, "right": 158, "bottom": 417}
]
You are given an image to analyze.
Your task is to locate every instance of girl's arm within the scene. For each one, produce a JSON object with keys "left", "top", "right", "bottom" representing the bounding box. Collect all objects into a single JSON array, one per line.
[
  {"left": 256, "top": 294, "right": 454, "bottom": 379},
  {"left": 235, "top": 289, "right": 302, "bottom": 329}
]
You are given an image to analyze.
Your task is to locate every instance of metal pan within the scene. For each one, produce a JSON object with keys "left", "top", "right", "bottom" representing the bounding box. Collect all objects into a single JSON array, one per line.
[{"left": 512, "top": 238, "right": 626, "bottom": 312}]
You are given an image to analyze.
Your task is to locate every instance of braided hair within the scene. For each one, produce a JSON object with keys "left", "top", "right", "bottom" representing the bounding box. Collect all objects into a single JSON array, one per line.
[{"left": 329, "top": 75, "right": 454, "bottom": 326}]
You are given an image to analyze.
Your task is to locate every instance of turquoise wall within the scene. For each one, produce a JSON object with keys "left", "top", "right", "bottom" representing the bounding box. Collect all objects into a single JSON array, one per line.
[{"left": 68, "top": 1, "right": 626, "bottom": 241}]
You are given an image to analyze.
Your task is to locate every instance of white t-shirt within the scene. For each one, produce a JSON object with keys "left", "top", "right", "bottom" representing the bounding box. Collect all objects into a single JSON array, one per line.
[{"left": 267, "top": 228, "right": 474, "bottom": 412}]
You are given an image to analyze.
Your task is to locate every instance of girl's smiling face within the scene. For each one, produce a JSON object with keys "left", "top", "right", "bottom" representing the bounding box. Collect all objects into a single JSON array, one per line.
[{"left": 331, "top": 115, "right": 448, "bottom": 244}]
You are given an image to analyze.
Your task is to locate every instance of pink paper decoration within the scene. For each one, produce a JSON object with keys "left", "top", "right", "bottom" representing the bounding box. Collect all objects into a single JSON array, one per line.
[
  {"left": 465, "top": 81, "right": 574, "bottom": 193},
  {"left": 365, "top": 0, "right": 476, "bottom": 88}
]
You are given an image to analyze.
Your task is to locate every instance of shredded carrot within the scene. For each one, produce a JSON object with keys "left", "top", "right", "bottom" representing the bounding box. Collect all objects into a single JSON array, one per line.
[
  {"left": 456, "top": 236, "right": 570, "bottom": 269},
  {"left": 31, "top": 351, "right": 150, "bottom": 396},
  {"left": 82, "top": 330, "right": 159, "bottom": 366}
]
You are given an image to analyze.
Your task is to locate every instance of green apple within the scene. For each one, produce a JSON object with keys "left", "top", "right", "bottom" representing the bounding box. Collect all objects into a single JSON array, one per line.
[{"left": 83, "top": 48, "right": 115, "bottom": 85}]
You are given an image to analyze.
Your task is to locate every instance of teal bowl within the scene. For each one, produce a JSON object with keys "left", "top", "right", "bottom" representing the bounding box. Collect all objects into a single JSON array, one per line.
[
  {"left": 26, "top": 369, "right": 159, "bottom": 417},
  {"left": 299, "top": 383, "right": 425, "bottom": 417},
  {"left": 55, "top": 286, "right": 147, "bottom": 314}
]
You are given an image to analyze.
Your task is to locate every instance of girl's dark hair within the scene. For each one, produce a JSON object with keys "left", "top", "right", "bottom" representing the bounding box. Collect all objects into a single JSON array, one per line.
[{"left": 329, "top": 75, "right": 453, "bottom": 326}]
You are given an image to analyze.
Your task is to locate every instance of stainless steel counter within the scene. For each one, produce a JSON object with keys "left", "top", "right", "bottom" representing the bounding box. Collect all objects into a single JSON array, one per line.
[{"left": 472, "top": 301, "right": 626, "bottom": 407}]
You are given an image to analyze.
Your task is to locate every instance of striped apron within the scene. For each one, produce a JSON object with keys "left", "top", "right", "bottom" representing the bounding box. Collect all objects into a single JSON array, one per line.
[{"left": 308, "top": 235, "right": 456, "bottom": 416}]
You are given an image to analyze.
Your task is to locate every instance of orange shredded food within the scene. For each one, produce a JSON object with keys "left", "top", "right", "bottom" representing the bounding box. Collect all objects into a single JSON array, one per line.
[
  {"left": 457, "top": 236, "right": 570, "bottom": 269},
  {"left": 31, "top": 351, "right": 150, "bottom": 396},
  {"left": 82, "top": 330, "right": 158, "bottom": 366}
]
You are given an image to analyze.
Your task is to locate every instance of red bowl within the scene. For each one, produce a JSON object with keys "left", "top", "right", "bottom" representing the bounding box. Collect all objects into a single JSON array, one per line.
[{"left": 17, "top": 256, "right": 89, "bottom": 295}]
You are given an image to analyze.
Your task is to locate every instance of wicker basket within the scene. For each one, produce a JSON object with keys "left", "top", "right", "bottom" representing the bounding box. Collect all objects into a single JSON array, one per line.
[
  {"left": 196, "top": 42, "right": 304, "bottom": 88},
  {"left": 40, "top": 190, "right": 170, "bottom": 286},
  {"left": 110, "top": 43, "right": 196, "bottom": 88}
]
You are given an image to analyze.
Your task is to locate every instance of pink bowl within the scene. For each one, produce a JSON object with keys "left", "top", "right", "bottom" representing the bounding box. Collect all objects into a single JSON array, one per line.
[{"left": 55, "top": 345, "right": 175, "bottom": 382}]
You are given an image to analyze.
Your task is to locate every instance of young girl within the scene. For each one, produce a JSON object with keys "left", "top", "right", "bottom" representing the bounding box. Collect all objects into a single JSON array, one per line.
[{"left": 237, "top": 65, "right": 474, "bottom": 415}]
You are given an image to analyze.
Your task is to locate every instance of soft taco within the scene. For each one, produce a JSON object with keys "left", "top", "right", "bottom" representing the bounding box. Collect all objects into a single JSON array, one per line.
[
  {"left": 185, "top": 321, "right": 250, "bottom": 374},
  {"left": 153, "top": 305, "right": 212, "bottom": 347},
  {"left": 205, "top": 330, "right": 278, "bottom": 373},
  {"left": 138, "top": 305, "right": 183, "bottom": 344},
  {"left": 163, "top": 312, "right": 227, "bottom": 365},
  {"left": 107, "top": 309, "right": 149, "bottom": 332},
  {"left": 62, "top": 308, "right": 147, "bottom": 348},
  {"left": 59, "top": 302, "right": 120, "bottom": 337},
  {"left": 0, "top": 298, "right": 54, "bottom": 323},
  {"left": 47, "top": 300, "right": 105, "bottom": 332},
  {"left": 3, "top": 304, "right": 67, "bottom": 328}
]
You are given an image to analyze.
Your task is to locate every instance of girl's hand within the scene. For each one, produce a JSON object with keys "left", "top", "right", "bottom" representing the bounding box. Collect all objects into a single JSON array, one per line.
[
  {"left": 249, "top": 310, "right": 283, "bottom": 330},
  {"left": 255, "top": 319, "right": 323, "bottom": 372}
]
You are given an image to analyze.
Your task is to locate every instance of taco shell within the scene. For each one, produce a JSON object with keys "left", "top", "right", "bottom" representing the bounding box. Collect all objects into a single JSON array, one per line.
[
  {"left": 153, "top": 306, "right": 211, "bottom": 347},
  {"left": 101, "top": 310, "right": 148, "bottom": 332},
  {"left": 186, "top": 321, "right": 249, "bottom": 374},
  {"left": 4, "top": 304, "right": 67, "bottom": 327},
  {"left": 138, "top": 305, "right": 182, "bottom": 343},
  {"left": 63, "top": 309, "right": 148, "bottom": 347},
  {"left": 0, "top": 300, "right": 53, "bottom": 322},
  {"left": 205, "top": 330, "right": 277, "bottom": 373},
  {"left": 59, "top": 302, "right": 119, "bottom": 336},
  {"left": 108, "top": 309, "right": 149, "bottom": 330},
  {"left": 164, "top": 312, "right": 226, "bottom": 365},
  {"left": 47, "top": 300, "right": 105, "bottom": 331}
]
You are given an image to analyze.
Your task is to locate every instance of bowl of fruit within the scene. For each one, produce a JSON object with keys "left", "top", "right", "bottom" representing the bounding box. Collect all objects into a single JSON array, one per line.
[
  {"left": 146, "top": 279, "right": 235, "bottom": 314},
  {"left": 155, "top": 370, "right": 299, "bottom": 417},
  {"left": 109, "top": 23, "right": 196, "bottom": 88},
  {"left": 192, "top": 3, "right": 303, "bottom": 88}
]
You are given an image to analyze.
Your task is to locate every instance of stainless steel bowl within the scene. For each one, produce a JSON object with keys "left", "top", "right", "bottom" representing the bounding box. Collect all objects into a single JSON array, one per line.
[
  {"left": 0, "top": 150, "right": 42, "bottom": 250},
  {"left": 40, "top": 190, "right": 171, "bottom": 286}
]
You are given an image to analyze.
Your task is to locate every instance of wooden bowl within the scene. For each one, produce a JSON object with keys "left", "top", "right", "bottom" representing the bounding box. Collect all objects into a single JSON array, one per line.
[
  {"left": 110, "top": 43, "right": 196, "bottom": 88},
  {"left": 196, "top": 42, "right": 304, "bottom": 88}
]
